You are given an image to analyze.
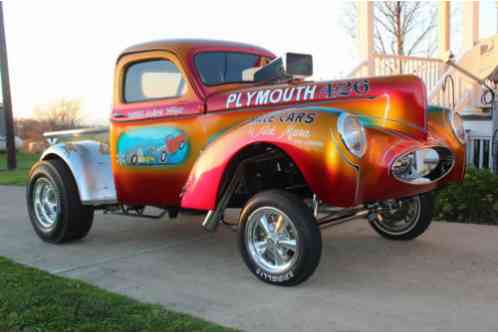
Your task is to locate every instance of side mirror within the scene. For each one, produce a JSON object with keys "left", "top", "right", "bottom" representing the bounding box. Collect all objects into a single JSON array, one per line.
[
  {"left": 242, "top": 57, "right": 284, "bottom": 82},
  {"left": 286, "top": 53, "right": 313, "bottom": 78},
  {"left": 242, "top": 53, "right": 313, "bottom": 82}
]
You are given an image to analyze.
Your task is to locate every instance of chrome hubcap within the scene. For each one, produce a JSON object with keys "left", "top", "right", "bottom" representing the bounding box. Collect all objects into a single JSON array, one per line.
[
  {"left": 246, "top": 207, "right": 299, "bottom": 274},
  {"left": 374, "top": 196, "right": 421, "bottom": 235},
  {"left": 33, "top": 178, "right": 59, "bottom": 229}
]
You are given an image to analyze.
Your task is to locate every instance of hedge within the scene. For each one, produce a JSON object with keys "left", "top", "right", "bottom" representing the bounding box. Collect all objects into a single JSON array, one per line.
[{"left": 434, "top": 168, "right": 498, "bottom": 224}]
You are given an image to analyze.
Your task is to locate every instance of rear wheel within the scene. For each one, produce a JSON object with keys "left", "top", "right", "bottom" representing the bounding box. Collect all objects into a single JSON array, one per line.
[
  {"left": 27, "top": 159, "right": 94, "bottom": 243},
  {"left": 239, "top": 190, "right": 322, "bottom": 286},
  {"left": 369, "top": 192, "right": 433, "bottom": 240}
]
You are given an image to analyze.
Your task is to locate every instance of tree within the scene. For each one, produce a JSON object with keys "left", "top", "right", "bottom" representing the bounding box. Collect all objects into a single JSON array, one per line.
[
  {"left": 33, "top": 98, "right": 82, "bottom": 131},
  {"left": 14, "top": 118, "right": 49, "bottom": 141},
  {"left": 341, "top": 2, "right": 438, "bottom": 57}
]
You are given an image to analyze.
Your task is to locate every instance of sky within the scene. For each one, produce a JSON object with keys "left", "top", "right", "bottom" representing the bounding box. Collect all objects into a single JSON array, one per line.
[{"left": 1, "top": 0, "right": 498, "bottom": 124}]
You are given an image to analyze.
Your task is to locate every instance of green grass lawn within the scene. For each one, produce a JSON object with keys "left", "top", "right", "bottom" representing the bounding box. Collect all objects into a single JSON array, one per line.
[
  {"left": 0, "top": 257, "right": 230, "bottom": 331},
  {"left": 0, "top": 152, "right": 39, "bottom": 186}
]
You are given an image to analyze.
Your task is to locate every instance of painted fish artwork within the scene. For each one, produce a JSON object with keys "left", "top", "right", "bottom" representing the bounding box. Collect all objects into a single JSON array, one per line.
[{"left": 117, "top": 127, "right": 189, "bottom": 167}]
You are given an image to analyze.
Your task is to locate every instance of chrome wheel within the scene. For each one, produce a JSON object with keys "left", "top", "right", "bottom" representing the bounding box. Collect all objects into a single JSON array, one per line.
[
  {"left": 245, "top": 207, "right": 299, "bottom": 274},
  {"left": 374, "top": 196, "right": 421, "bottom": 235},
  {"left": 32, "top": 178, "right": 60, "bottom": 229}
]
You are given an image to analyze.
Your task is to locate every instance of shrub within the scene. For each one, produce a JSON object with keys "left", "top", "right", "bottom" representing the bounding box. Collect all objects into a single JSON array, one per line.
[{"left": 434, "top": 168, "right": 498, "bottom": 224}]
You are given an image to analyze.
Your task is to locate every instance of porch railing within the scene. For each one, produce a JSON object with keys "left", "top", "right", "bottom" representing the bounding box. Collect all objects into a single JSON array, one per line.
[
  {"left": 466, "top": 134, "right": 497, "bottom": 171},
  {"left": 349, "top": 54, "right": 446, "bottom": 92},
  {"left": 428, "top": 65, "right": 480, "bottom": 112}
]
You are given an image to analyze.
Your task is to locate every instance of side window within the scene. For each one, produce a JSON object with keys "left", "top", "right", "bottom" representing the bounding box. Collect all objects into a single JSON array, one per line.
[
  {"left": 124, "top": 59, "right": 186, "bottom": 103},
  {"left": 195, "top": 52, "right": 261, "bottom": 85},
  {"left": 194, "top": 53, "right": 225, "bottom": 85}
]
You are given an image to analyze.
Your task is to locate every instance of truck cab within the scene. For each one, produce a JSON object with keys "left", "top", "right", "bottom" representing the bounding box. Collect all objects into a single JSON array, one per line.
[{"left": 110, "top": 40, "right": 276, "bottom": 206}]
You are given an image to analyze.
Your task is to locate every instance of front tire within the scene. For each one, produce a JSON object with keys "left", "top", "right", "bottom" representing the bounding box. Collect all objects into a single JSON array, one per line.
[
  {"left": 239, "top": 190, "right": 322, "bottom": 286},
  {"left": 27, "top": 159, "right": 94, "bottom": 244},
  {"left": 369, "top": 192, "right": 433, "bottom": 240}
]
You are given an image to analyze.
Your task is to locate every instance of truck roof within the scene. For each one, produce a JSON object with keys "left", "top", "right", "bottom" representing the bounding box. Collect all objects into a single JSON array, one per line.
[{"left": 120, "top": 38, "right": 276, "bottom": 59}]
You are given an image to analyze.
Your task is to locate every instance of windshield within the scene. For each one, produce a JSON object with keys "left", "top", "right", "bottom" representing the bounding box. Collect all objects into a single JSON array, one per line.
[{"left": 195, "top": 52, "right": 271, "bottom": 86}]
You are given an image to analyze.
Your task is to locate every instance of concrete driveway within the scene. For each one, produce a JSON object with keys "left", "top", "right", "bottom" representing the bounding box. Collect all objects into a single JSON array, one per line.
[{"left": 1, "top": 185, "right": 498, "bottom": 331}]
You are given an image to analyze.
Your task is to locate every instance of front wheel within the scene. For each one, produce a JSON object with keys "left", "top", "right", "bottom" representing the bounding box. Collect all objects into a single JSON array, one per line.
[
  {"left": 239, "top": 190, "right": 322, "bottom": 286},
  {"left": 369, "top": 192, "right": 433, "bottom": 241}
]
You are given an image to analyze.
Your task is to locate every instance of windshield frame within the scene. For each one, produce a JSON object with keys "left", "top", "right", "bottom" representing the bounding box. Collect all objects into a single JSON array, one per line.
[{"left": 193, "top": 51, "right": 274, "bottom": 87}]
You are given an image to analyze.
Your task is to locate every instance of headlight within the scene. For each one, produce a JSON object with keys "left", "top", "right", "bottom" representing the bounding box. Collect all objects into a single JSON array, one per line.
[
  {"left": 337, "top": 113, "right": 367, "bottom": 158},
  {"left": 391, "top": 148, "right": 454, "bottom": 184},
  {"left": 392, "top": 149, "right": 440, "bottom": 181},
  {"left": 449, "top": 110, "right": 465, "bottom": 144}
]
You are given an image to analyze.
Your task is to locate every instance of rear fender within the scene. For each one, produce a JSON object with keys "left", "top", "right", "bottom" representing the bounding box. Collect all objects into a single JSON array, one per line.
[
  {"left": 181, "top": 108, "right": 360, "bottom": 210},
  {"left": 41, "top": 141, "right": 117, "bottom": 205}
]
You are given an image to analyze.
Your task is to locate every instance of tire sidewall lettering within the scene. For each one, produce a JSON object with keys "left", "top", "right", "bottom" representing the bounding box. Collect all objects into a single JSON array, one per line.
[{"left": 255, "top": 267, "right": 295, "bottom": 282}]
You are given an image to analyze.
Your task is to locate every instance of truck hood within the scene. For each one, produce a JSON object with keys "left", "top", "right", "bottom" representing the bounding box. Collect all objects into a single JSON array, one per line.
[{"left": 206, "top": 75, "right": 428, "bottom": 139}]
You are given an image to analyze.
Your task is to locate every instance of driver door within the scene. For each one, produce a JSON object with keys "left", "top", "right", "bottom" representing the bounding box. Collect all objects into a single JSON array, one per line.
[{"left": 110, "top": 51, "right": 205, "bottom": 206}]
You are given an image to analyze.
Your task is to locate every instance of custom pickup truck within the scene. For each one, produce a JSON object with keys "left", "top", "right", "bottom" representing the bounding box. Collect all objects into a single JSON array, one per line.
[{"left": 27, "top": 39, "right": 465, "bottom": 286}]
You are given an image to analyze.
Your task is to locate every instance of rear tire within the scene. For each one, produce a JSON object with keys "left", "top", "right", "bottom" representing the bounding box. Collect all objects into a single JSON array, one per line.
[
  {"left": 239, "top": 190, "right": 322, "bottom": 286},
  {"left": 369, "top": 192, "right": 433, "bottom": 241},
  {"left": 26, "top": 159, "right": 94, "bottom": 243}
]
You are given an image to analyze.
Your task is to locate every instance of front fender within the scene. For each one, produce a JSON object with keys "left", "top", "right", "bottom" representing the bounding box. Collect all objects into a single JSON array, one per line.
[
  {"left": 181, "top": 108, "right": 360, "bottom": 210},
  {"left": 427, "top": 105, "right": 466, "bottom": 182},
  {"left": 41, "top": 141, "right": 117, "bottom": 205}
]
